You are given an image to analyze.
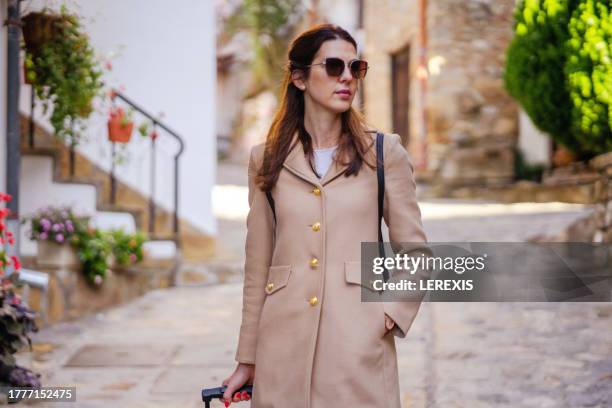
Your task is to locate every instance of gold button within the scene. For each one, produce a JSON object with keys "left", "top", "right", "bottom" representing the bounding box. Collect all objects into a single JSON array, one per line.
[
  {"left": 312, "top": 187, "right": 321, "bottom": 196},
  {"left": 266, "top": 283, "right": 274, "bottom": 292},
  {"left": 311, "top": 222, "right": 321, "bottom": 232},
  {"left": 309, "top": 296, "right": 318, "bottom": 306},
  {"left": 309, "top": 257, "right": 319, "bottom": 268}
]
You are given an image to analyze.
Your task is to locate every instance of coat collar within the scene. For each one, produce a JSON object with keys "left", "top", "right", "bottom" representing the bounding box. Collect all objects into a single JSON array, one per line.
[{"left": 283, "top": 130, "right": 350, "bottom": 187}]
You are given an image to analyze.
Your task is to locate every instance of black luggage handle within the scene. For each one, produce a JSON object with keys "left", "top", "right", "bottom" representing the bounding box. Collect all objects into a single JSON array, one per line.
[{"left": 201, "top": 384, "right": 253, "bottom": 407}]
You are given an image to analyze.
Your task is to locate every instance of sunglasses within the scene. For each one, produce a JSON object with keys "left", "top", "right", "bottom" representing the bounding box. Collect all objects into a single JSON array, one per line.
[{"left": 306, "top": 57, "right": 369, "bottom": 79}]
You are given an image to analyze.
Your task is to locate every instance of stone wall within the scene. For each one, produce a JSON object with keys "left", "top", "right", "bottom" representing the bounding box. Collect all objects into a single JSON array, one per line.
[
  {"left": 364, "top": 0, "right": 518, "bottom": 186},
  {"left": 18, "top": 256, "right": 175, "bottom": 328},
  {"left": 363, "top": 0, "right": 420, "bottom": 157},
  {"left": 564, "top": 153, "right": 612, "bottom": 243}
]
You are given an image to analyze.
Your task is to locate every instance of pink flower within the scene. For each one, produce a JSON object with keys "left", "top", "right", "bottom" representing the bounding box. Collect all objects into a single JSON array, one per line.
[
  {"left": 39, "top": 232, "right": 48, "bottom": 240},
  {"left": 129, "top": 253, "right": 138, "bottom": 263},
  {"left": 55, "top": 233, "right": 64, "bottom": 243},
  {"left": 40, "top": 218, "right": 51, "bottom": 231},
  {"left": 94, "top": 275, "right": 103, "bottom": 285},
  {"left": 52, "top": 223, "right": 62, "bottom": 232},
  {"left": 104, "top": 61, "right": 113, "bottom": 71}
]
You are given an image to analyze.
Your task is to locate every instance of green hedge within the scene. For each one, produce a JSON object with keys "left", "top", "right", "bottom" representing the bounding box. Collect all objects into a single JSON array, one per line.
[
  {"left": 504, "top": 0, "right": 611, "bottom": 156},
  {"left": 565, "top": 0, "right": 612, "bottom": 154}
]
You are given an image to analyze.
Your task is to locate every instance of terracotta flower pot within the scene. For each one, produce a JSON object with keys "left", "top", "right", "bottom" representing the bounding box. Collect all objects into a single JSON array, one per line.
[
  {"left": 553, "top": 145, "right": 577, "bottom": 167},
  {"left": 23, "top": 64, "right": 34, "bottom": 85},
  {"left": 108, "top": 116, "right": 134, "bottom": 143},
  {"left": 36, "top": 240, "right": 80, "bottom": 268}
]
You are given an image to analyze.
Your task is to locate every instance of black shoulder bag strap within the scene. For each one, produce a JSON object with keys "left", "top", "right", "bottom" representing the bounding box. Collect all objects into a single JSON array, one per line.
[
  {"left": 376, "top": 132, "right": 390, "bottom": 283},
  {"left": 266, "top": 190, "right": 276, "bottom": 225}
]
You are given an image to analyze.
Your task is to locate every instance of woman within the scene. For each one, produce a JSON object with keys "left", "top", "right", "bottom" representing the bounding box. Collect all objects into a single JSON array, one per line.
[{"left": 221, "top": 23, "right": 428, "bottom": 407}]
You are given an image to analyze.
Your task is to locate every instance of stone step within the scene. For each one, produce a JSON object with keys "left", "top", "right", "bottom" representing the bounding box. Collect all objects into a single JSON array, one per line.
[
  {"left": 19, "top": 113, "right": 215, "bottom": 261},
  {"left": 175, "top": 259, "right": 244, "bottom": 287}
]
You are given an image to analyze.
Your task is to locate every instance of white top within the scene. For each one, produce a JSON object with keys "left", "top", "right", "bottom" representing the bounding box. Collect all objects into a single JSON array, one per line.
[{"left": 313, "top": 145, "right": 338, "bottom": 179}]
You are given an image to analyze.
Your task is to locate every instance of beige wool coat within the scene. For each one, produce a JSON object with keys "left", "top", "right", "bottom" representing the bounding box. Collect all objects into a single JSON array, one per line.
[{"left": 234, "top": 130, "right": 428, "bottom": 408}]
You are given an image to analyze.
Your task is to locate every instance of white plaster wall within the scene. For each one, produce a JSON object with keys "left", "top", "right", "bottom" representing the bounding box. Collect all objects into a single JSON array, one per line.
[
  {"left": 317, "top": 0, "right": 359, "bottom": 40},
  {"left": 0, "top": 0, "right": 7, "bottom": 194},
  {"left": 19, "top": 0, "right": 217, "bottom": 235},
  {"left": 518, "top": 109, "right": 551, "bottom": 165}
]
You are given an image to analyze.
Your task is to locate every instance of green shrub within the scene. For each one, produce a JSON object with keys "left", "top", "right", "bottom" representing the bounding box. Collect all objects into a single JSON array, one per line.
[
  {"left": 565, "top": 0, "right": 612, "bottom": 154},
  {"left": 504, "top": 0, "right": 611, "bottom": 156},
  {"left": 109, "top": 230, "right": 147, "bottom": 266},
  {"left": 504, "top": 0, "right": 578, "bottom": 151}
]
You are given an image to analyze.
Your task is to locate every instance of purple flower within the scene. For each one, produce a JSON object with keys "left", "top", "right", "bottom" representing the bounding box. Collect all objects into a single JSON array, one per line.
[
  {"left": 66, "top": 222, "right": 74, "bottom": 233},
  {"left": 40, "top": 218, "right": 51, "bottom": 231},
  {"left": 52, "top": 223, "right": 62, "bottom": 232},
  {"left": 39, "top": 232, "right": 48, "bottom": 240},
  {"left": 55, "top": 233, "right": 64, "bottom": 243}
]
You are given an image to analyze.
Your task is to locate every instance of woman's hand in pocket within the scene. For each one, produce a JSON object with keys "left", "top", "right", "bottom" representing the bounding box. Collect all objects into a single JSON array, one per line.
[
  {"left": 384, "top": 313, "right": 396, "bottom": 335},
  {"left": 220, "top": 363, "right": 254, "bottom": 406}
]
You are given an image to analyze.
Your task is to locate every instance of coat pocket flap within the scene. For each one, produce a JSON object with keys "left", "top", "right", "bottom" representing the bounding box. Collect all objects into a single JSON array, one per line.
[
  {"left": 344, "top": 261, "right": 380, "bottom": 292},
  {"left": 265, "top": 265, "right": 292, "bottom": 294}
]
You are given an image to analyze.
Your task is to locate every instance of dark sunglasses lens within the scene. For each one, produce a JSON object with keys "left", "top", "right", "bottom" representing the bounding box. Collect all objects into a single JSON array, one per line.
[
  {"left": 325, "top": 58, "right": 345, "bottom": 77},
  {"left": 350, "top": 60, "right": 368, "bottom": 79}
]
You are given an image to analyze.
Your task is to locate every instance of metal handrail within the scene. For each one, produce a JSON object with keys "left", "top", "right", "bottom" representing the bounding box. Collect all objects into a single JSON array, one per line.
[{"left": 109, "top": 89, "right": 185, "bottom": 241}]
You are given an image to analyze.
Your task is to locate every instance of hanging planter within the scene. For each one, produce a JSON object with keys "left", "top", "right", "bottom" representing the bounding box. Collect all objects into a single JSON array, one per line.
[
  {"left": 108, "top": 107, "right": 134, "bottom": 143},
  {"left": 20, "top": 6, "right": 103, "bottom": 146},
  {"left": 21, "top": 11, "right": 65, "bottom": 53}
]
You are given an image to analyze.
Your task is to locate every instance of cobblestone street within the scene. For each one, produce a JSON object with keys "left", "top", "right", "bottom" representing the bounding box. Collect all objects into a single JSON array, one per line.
[{"left": 24, "top": 162, "right": 612, "bottom": 407}]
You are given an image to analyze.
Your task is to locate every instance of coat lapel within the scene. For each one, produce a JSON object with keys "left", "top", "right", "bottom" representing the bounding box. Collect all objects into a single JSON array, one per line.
[
  {"left": 283, "top": 131, "right": 322, "bottom": 187},
  {"left": 282, "top": 130, "right": 350, "bottom": 187}
]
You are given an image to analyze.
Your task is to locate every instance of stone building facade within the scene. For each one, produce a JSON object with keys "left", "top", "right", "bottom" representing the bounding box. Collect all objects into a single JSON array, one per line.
[{"left": 363, "top": 0, "right": 518, "bottom": 187}]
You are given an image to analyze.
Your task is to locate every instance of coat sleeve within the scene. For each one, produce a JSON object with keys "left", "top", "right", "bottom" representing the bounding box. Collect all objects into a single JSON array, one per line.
[
  {"left": 234, "top": 146, "right": 275, "bottom": 364},
  {"left": 381, "top": 133, "right": 430, "bottom": 339}
]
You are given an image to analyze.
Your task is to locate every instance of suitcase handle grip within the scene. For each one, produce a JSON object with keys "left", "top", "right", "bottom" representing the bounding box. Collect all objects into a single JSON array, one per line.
[{"left": 202, "top": 384, "right": 253, "bottom": 407}]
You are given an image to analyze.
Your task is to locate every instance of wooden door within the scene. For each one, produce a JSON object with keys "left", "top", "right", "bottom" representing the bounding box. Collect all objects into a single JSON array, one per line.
[{"left": 391, "top": 45, "right": 411, "bottom": 145}]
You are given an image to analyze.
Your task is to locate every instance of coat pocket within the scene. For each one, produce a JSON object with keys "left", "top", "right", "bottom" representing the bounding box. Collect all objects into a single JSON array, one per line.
[
  {"left": 264, "top": 265, "right": 292, "bottom": 295},
  {"left": 344, "top": 261, "right": 381, "bottom": 293},
  {"left": 344, "top": 261, "right": 387, "bottom": 338}
]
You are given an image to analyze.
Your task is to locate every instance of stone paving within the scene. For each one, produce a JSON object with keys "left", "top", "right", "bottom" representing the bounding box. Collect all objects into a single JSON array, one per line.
[{"left": 16, "top": 162, "right": 612, "bottom": 408}]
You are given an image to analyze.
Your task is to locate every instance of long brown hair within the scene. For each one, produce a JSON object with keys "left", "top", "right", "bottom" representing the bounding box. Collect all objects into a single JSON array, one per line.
[{"left": 255, "top": 23, "right": 377, "bottom": 192}]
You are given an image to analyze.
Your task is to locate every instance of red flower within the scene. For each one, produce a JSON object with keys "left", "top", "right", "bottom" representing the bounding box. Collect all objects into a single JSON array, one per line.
[
  {"left": 0, "top": 193, "right": 12, "bottom": 202},
  {"left": 8, "top": 238, "right": 15, "bottom": 245},
  {"left": 104, "top": 61, "right": 113, "bottom": 71},
  {"left": 11, "top": 256, "right": 21, "bottom": 270},
  {"left": 0, "top": 208, "right": 9, "bottom": 219},
  {"left": 150, "top": 130, "right": 158, "bottom": 141}
]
